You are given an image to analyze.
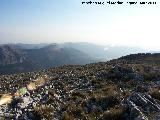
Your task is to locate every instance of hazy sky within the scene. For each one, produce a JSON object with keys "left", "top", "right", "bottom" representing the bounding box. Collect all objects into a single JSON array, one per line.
[{"left": 0, "top": 0, "right": 160, "bottom": 50}]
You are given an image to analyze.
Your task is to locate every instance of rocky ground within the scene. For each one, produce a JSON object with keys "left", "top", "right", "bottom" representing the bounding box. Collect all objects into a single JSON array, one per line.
[{"left": 0, "top": 53, "right": 160, "bottom": 120}]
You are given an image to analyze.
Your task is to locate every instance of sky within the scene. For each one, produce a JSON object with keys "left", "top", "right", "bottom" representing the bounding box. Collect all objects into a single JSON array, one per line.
[{"left": 0, "top": 0, "right": 160, "bottom": 50}]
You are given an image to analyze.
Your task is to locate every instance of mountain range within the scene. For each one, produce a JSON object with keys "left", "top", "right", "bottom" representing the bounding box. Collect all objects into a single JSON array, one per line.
[
  {"left": 0, "top": 43, "right": 93, "bottom": 75},
  {"left": 0, "top": 42, "right": 147, "bottom": 75}
]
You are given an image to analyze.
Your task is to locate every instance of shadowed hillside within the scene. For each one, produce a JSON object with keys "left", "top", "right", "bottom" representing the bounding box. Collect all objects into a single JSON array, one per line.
[{"left": 0, "top": 44, "right": 94, "bottom": 75}]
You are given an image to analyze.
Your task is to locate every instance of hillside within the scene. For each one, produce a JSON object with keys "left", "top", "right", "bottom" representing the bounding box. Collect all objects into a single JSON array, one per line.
[
  {"left": 118, "top": 53, "right": 160, "bottom": 65},
  {"left": 0, "top": 44, "right": 94, "bottom": 75},
  {"left": 0, "top": 45, "right": 28, "bottom": 66},
  {"left": 0, "top": 53, "right": 160, "bottom": 120}
]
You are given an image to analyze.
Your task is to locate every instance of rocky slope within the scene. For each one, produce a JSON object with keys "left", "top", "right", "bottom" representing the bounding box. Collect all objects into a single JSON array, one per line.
[{"left": 0, "top": 53, "right": 160, "bottom": 120}]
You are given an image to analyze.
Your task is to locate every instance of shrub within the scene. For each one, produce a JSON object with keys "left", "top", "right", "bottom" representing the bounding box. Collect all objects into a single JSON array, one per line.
[
  {"left": 149, "top": 88, "right": 160, "bottom": 101},
  {"left": 61, "top": 104, "right": 84, "bottom": 120},
  {"left": 34, "top": 105, "right": 54, "bottom": 119},
  {"left": 99, "top": 106, "right": 126, "bottom": 120},
  {"left": 71, "top": 91, "right": 86, "bottom": 99}
]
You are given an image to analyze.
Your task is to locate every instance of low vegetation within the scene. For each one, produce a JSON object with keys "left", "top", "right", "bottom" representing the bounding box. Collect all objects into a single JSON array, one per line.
[{"left": 0, "top": 53, "right": 160, "bottom": 119}]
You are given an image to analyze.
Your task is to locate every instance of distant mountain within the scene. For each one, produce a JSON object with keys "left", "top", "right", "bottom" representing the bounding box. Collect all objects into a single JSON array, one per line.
[
  {"left": 0, "top": 42, "right": 148, "bottom": 75},
  {"left": 0, "top": 42, "right": 147, "bottom": 60},
  {"left": 0, "top": 43, "right": 50, "bottom": 49},
  {"left": 0, "top": 45, "right": 28, "bottom": 66},
  {"left": 26, "top": 44, "right": 94, "bottom": 68},
  {"left": 16, "top": 43, "right": 50, "bottom": 49},
  {"left": 62, "top": 42, "right": 107, "bottom": 60},
  {"left": 0, "top": 44, "right": 94, "bottom": 75},
  {"left": 62, "top": 42, "right": 146, "bottom": 60}
]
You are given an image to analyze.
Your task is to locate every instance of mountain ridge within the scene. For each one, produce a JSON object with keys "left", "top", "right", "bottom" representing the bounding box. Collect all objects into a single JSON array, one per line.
[
  {"left": 0, "top": 42, "right": 150, "bottom": 75},
  {"left": 0, "top": 44, "right": 94, "bottom": 75}
]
